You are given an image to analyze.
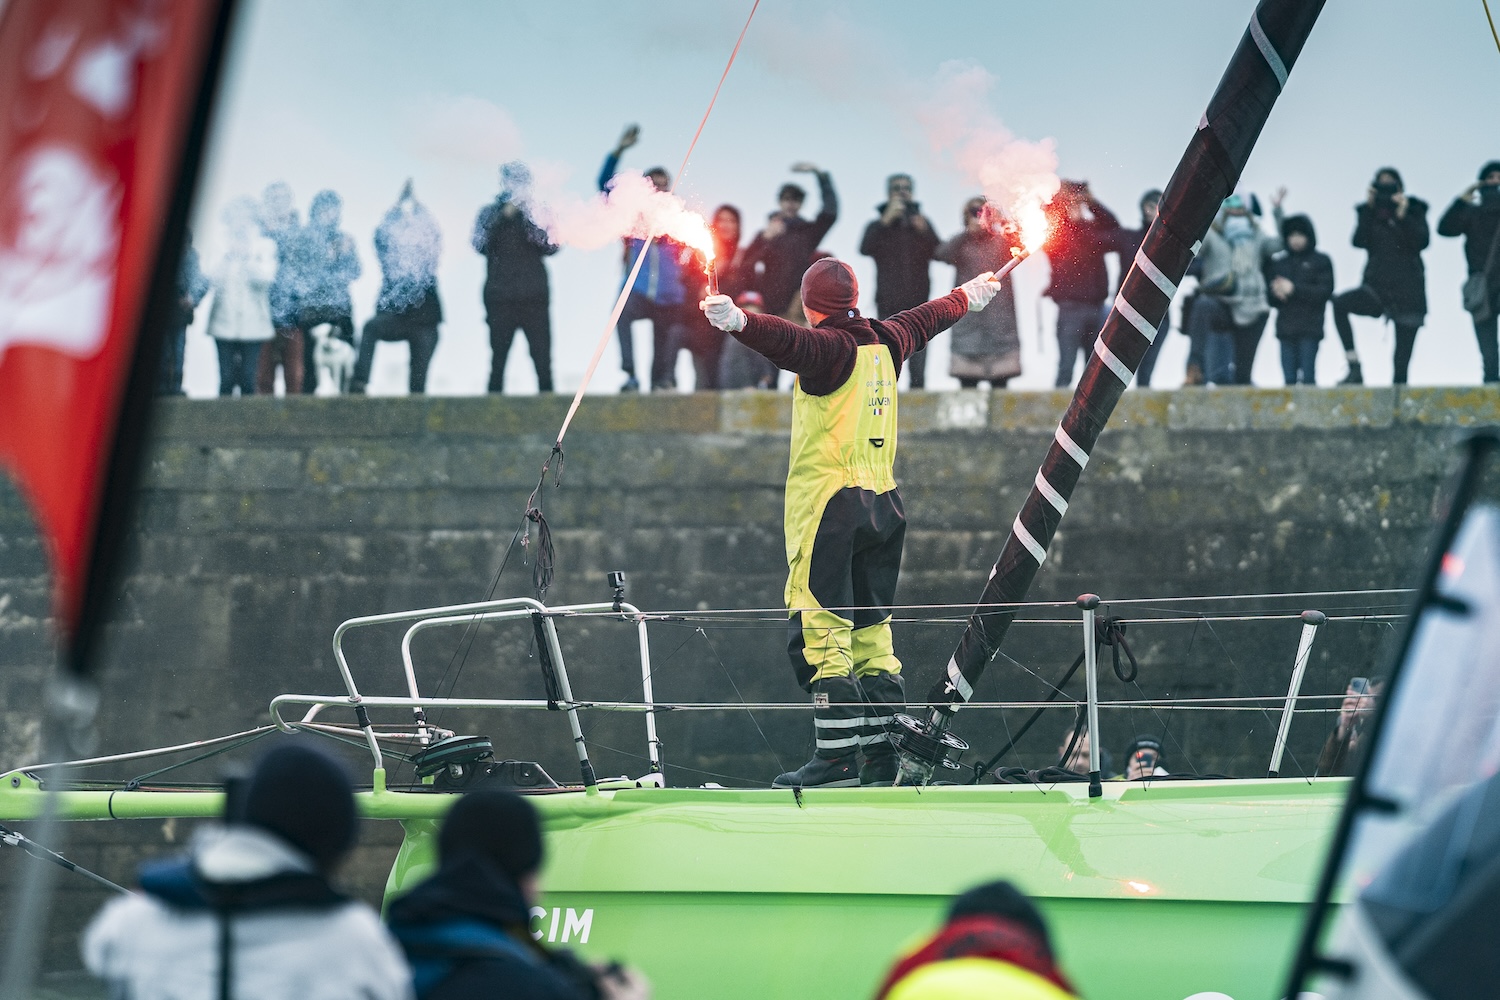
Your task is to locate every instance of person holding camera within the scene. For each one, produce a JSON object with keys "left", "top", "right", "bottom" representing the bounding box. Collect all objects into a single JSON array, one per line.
[
  {"left": 861, "top": 174, "right": 941, "bottom": 387},
  {"left": 1330, "top": 168, "right": 1430, "bottom": 385},
  {"left": 935, "top": 197, "right": 1022, "bottom": 388},
  {"left": 1437, "top": 161, "right": 1500, "bottom": 383},
  {"left": 1041, "top": 180, "right": 1119, "bottom": 387},
  {"left": 1316, "top": 676, "right": 1383, "bottom": 776}
]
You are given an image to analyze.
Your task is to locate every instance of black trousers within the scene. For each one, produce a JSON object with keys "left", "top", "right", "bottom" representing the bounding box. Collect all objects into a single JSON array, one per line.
[
  {"left": 353, "top": 311, "right": 439, "bottom": 393},
  {"left": 787, "top": 487, "right": 906, "bottom": 692},
  {"left": 1474, "top": 312, "right": 1500, "bottom": 383},
  {"left": 1333, "top": 286, "right": 1422, "bottom": 384},
  {"left": 487, "top": 298, "right": 553, "bottom": 392}
]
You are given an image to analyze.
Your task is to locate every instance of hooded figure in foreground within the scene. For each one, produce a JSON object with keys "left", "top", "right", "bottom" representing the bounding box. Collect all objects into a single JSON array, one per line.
[
  {"left": 874, "top": 880, "right": 1077, "bottom": 999},
  {"left": 83, "top": 742, "right": 412, "bottom": 1000},
  {"left": 702, "top": 259, "right": 1002, "bottom": 787},
  {"left": 387, "top": 788, "right": 649, "bottom": 1000}
]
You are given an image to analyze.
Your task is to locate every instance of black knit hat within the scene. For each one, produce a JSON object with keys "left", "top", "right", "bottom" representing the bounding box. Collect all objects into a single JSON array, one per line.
[
  {"left": 1280, "top": 213, "right": 1317, "bottom": 248},
  {"left": 947, "top": 880, "right": 1053, "bottom": 955},
  {"left": 1374, "top": 167, "right": 1404, "bottom": 191},
  {"left": 800, "top": 258, "right": 859, "bottom": 317},
  {"left": 242, "top": 742, "right": 357, "bottom": 872},
  {"left": 1480, "top": 161, "right": 1500, "bottom": 181},
  {"left": 439, "top": 788, "right": 545, "bottom": 880}
]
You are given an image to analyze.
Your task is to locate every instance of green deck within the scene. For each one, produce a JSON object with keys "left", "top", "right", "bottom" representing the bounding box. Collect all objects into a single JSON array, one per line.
[{"left": 0, "top": 772, "right": 1343, "bottom": 999}]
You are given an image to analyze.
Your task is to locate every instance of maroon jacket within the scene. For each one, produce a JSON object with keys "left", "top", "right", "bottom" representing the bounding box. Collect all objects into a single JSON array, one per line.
[{"left": 730, "top": 290, "right": 967, "bottom": 396}]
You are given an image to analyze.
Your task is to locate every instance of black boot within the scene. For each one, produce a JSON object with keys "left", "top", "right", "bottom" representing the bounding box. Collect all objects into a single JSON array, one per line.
[
  {"left": 858, "top": 672, "right": 905, "bottom": 786},
  {"left": 1339, "top": 359, "right": 1363, "bottom": 385},
  {"left": 773, "top": 676, "right": 862, "bottom": 788}
]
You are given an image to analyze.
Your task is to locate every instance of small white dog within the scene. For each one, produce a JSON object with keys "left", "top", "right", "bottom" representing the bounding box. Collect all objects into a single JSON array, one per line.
[{"left": 309, "top": 323, "right": 357, "bottom": 395}]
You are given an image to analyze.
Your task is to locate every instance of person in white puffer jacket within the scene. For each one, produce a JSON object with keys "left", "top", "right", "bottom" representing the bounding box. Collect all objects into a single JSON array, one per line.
[
  {"left": 83, "top": 742, "right": 412, "bottom": 1000},
  {"left": 205, "top": 196, "right": 277, "bottom": 396}
]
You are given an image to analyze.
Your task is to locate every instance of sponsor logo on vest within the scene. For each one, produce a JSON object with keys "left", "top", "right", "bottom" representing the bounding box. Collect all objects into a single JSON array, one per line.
[
  {"left": 867, "top": 395, "right": 890, "bottom": 416},
  {"left": 529, "top": 905, "right": 594, "bottom": 944}
]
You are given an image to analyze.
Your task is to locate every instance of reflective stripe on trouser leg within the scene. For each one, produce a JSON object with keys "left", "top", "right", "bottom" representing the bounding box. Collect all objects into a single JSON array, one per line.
[
  {"left": 857, "top": 669, "right": 904, "bottom": 755},
  {"left": 811, "top": 675, "right": 864, "bottom": 759}
]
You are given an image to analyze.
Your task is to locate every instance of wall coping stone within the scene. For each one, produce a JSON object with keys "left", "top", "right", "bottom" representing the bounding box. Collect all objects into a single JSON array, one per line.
[{"left": 148, "top": 386, "right": 1499, "bottom": 441}]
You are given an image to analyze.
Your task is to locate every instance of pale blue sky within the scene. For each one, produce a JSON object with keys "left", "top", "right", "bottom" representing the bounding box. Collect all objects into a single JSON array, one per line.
[{"left": 186, "top": 0, "right": 1500, "bottom": 394}]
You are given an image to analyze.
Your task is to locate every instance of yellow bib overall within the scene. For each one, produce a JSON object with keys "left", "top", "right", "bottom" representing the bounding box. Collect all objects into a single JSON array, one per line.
[{"left": 785, "top": 343, "right": 904, "bottom": 699}]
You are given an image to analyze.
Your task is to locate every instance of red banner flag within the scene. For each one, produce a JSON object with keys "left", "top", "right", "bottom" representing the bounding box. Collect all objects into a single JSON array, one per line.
[{"left": 0, "top": 0, "right": 226, "bottom": 650}]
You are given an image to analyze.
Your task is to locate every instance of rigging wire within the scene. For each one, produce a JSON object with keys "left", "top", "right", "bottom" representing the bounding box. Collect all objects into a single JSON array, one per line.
[
  {"left": 425, "top": 1, "right": 762, "bottom": 751},
  {"left": 1486, "top": 0, "right": 1500, "bottom": 55}
]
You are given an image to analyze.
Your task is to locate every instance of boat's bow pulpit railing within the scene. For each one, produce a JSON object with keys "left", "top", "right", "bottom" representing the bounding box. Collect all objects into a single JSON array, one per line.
[{"left": 273, "top": 596, "right": 661, "bottom": 796}]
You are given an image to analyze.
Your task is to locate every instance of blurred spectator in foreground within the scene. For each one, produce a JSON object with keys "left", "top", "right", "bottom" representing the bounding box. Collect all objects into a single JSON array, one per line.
[
  {"left": 1317, "top": 676, "right": 1384, "bottom": 776},
  {"left": 1042, "top": 181, "right": 1119, "bottom": 387},
  {"left": 256, "top": 181, "right": 305, "bottom": 394},
  {"left": 599, "top": 125, "right": 688, "bottom": 392},
  {"left": 1057, "top": 725, "right": 1113, "bottom": 779},
  {"left": 873, "top": 880, "right": 1077, "bottom": 1000},
  {"left": 682, "top": 205, "right": 746, "bottom": 390},
  {"left": 353, "top": 181, "right": 443, "bottom": 395},
  {"left": 296, "top": 190, "right": 361, "bottom": 393},
  {"left": 1121, "top": 735, "right": 1169, "bottom": 780},
  {"left": 1330, "top": 168, "right": 1429, "bottom": 385},
  {"left": 388, "top": 788, "right": 649, "bottom": 1000},
  {"left": 474, "top": 162, "right": 558, "bottom": 394},
  {"left": 717, "top": 290, "right": 778, "bottom": 389},
  {"left": 935, "top": 197, "right": 1021, "bottom": 388},
  {"left": 1437, "top": 160, "right": 1500, "bottom": 383},
  {"left": 206, "top": 197, "right": 277, "bottom": 397},
  {"left": 861, "top": 174, "right": 940, "bottom": 387},
  {"left": 1106, "top": 189, "right": 1171, "bottom": 388},
  {"left": 84, "top": 742, "right": 410, "bottom": 1000},
  {"left": 159, "top": 228, "right": 210, "bottom": 395},
  {"left": 1188, "top": 193, "right": 1282, "bottom": 385},
  {"left": 743, "top": 163, "right": 838, "bottom": 322},
  {"left": 1267, "top": 213, "right": 1334, "bottom": 386}
]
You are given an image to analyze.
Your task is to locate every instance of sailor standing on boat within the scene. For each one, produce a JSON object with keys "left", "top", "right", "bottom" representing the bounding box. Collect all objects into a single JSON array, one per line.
[{"left": 702, "top": 259, "right": 1004, "bottom": 787}]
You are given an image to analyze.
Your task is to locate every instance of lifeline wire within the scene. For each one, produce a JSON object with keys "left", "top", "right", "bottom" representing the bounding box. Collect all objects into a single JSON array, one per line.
[{"left": 1486, "top": 0, "right": 1500, "bottom": 55}]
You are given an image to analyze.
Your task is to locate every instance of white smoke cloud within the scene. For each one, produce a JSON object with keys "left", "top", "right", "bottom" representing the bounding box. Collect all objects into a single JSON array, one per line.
[
  {"left": 535, "top": 171, "right": 713, "bottom": 253},
  {"left": 915, "top": 61, "right": 1059, "bottom": 242},
  {"left": 405, "top": 94, "right": 714, "bottom": 255},
  {"left": 406, "top": 94, "right": 526, "bottom": 167}
]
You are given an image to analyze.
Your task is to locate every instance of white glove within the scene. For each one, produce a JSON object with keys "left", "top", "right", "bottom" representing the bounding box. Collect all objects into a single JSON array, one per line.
[
  {"left": 700, "top": 294, "right": 746, "bottom": 333},
  {"left": 959, "top": 271, "right": 1002, "bottom": 312}
]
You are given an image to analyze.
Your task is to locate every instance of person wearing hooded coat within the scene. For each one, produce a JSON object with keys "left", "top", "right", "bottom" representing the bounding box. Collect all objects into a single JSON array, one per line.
[
  {"left": 1188, "top": 193, "right": 1284, "bottom": 385},
  {"left": 1330, "top": 167, "right": 1430, "bottom": 386},
  {"left": 1266, "top": 213, "right": 1334, "bottom": 385},
  {"left": 83, "top": 742, "right": 412, "bottom": 1000},
  {"left": 873, "top": 881, "right": 1078, "bottom": 1000},
  {"left": 387, "top": 788, "right": 648, "bottom": 1000},
  {"left": 1437, "top": 160, "right": 1500, "bottom": 383}
]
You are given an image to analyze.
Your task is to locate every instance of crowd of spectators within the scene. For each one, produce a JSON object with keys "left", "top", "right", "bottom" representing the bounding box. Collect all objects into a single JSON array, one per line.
[{"left": 168, "top": 134, "right": 1500, "bottom": 397}]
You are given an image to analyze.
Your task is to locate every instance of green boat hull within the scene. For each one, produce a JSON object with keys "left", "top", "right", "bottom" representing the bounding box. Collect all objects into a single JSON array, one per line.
[
  {"left": 0, "top": 771, "right": 1342, "bottom": 998},
  {"left": 384, "top": 779, "right": 1344, "bottom": 1000}
]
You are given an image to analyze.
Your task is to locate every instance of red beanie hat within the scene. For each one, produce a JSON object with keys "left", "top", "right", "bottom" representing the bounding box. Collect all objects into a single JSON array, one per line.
[{"left": 800, "top": 258, "right": 859, "bottom": 317}]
